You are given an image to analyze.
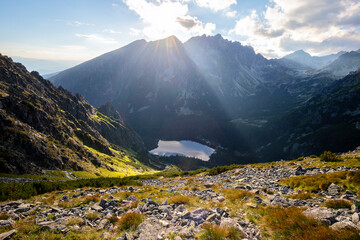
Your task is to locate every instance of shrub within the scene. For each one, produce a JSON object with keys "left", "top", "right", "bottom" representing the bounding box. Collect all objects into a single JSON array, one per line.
[
  {"left": 280, "top": 171, "right": 360, "bottom": 194},
  {"left": 0, "top": 213, "right": 10, "bottom": 220},
  {"left": 199, "top": 223, "right": 243, "bottom": 240},
  {"left": 167, "top": 196, "right": 192, "bottom": 205},
  {"left": 66, "top": 217, "right": 83, "bottom": 226},
  {"left": 320, "top": 151, "right": 340, "bottom": 162},
  {"left": 118, "top": 212, "right": 145, "bottom": 231},
  {"left": 86, "top": 212, "right": 101, "bottom": 220},
  {"left": 287, "top": 192, "right": 313, "bottom": 200},
  {"left": 324, "top": 200, "right": 352, "bottom": 209},
  {"left": 223, "top": 189, "right": 255, "bottom": 202},
  {"left": 260, "top": 207, "right": 359, "bottom": 240}
]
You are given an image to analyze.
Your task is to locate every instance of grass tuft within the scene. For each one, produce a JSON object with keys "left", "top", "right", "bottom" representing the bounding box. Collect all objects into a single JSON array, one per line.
[
  {"left": 199, "top": 223, "right": 243, "bottom": 240},
  {"left": 167, "top": 195, "right": 192, "bottom": 205},
  {"left": 324, "top": 200, "right": 352, "bottom": 209},
  {"left": 253, "top": 207, "right": 359, "bottom": 240},
  {"left": 117, "top": 212, "right": 145, "bottom": 231}
]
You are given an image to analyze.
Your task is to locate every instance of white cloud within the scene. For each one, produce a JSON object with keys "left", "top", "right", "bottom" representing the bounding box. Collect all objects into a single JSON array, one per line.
[
  {"left": 75, "top": 34, "right": 118, "bottom": 44},
  {"left": 225, "top": 10, "right": 237, "bottom": 18},
  {"left": 194, "top": 0, "right": 236, "bottom": 12},
  {"left": 103, "top": 29, "right": 122, "bottom": 34},
  {"left": 230, "top": 0, "right": 360, "bottom": 57},
  {"left": 112, "top": 3, "right": 119, "bottom": 7},
  {"left": 129, "top": 27, "right": 142, "bottom": 36},
  {"left": 66, "top": 21, "right": 94, "bottom": 27},
  {"left": 123, "top": 0, "right": 215, "bottom": 41}
]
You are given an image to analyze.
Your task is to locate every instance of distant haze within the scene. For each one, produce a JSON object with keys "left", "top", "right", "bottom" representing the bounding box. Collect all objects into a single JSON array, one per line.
[{"left": 11, "top": 57, "right": 79, "bottom": 75}]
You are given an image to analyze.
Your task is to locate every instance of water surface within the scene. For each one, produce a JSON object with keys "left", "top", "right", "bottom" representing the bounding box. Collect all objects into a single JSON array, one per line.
[{"left": 149, "top": 140, "right": 215, "bottom": 161}]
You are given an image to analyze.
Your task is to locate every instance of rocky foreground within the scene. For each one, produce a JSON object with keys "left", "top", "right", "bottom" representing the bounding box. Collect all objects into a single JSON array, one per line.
[{"left": 0, "top": 161, "right": 360, "bottom": 240}]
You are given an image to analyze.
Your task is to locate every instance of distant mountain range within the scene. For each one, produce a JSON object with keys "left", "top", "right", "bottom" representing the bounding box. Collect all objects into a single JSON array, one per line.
[
  {"left": 41, "top": 35, "right": 360, "bottom": 165},
  {"left": 0, "top": 54, "right": 159, "bottom": 174},
  {"left": 282, "top": 50, "right": 345, "bottom": 70}
]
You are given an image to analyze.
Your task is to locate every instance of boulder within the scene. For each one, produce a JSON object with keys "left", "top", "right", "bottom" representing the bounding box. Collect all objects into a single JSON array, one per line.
[{"left": 0, "top": 229, "right": 17, "bottom": 240}]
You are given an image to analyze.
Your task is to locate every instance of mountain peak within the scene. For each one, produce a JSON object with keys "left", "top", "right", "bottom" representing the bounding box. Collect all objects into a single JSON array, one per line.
[{"left": 290, "top": 50, "right": 312, "bottom": 57}]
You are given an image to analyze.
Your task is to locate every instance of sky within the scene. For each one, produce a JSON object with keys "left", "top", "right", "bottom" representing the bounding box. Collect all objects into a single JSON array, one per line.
[{"left": 0, "top": 0, "right": 359, "bottom": 73}]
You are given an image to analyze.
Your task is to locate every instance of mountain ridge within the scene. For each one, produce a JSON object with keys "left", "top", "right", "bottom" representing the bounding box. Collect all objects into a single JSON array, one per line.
[{"left": 0, "top": 53, "right": 157, "bottom": 174}]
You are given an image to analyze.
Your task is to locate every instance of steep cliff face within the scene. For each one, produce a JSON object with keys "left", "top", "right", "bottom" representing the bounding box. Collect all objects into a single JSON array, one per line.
[{"left": 0, "top": 54, "right": 150, "bottom": 174}]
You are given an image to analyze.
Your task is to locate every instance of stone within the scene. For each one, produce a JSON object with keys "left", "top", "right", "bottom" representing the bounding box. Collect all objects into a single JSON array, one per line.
[
  {"left": 254, "top": 196, "right": 262, "bottom": 204},
  {"left": 327, "top": 183, "right": 341, "bottom": 196},
  {"left": 217, "top": 196, "right": 225, "bottom": 202},
  {"left": 203, "top": 183, "right": 214, "bottom": 188},
  {"left": 99, "top": 199, "right": 108, "bottom": 208},
  {"left": 60, "top": 195, "right": 69, "bottom": 202},
  {"left": 246, "top": 203, "right": 257, "bottom": 208},
  {"left": 0, "top": 219, "right": 15, "bottom": 228},
  {"left": 122, "top": 232, "right": 133, "bottom": 240},
  {"left": 303, "top": 208, "right": 336, "bottom": 224},
  {"left": 91, "top": 204, "right": 103, "bottom": 211},
  {"left": 352, "top": 213, "right": 360, "bottom": 224},
  {"left": 331, "top": 221, "right": 358, "bottom": 231},
  {"left": 100, "top": 232, "right": 112, "bottom": 239},
  {"left": 0, "top": 229, "right": 17, "bottom": 240},
  {"left": 97, "top": 219, "right": 110, "bottom": 230}
]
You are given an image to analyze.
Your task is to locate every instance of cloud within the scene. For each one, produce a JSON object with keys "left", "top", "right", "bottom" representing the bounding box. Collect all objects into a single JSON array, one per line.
[
  {"left": 112, "top": 3, "right": 119, "bottom": 7},
  {"left": 103, "top": 29, "right": 122, "bottom": 34},
  {"left": 176, "top": 16, "right": 201, "bottom": 30},
  {"left": 230, "top": 0, "right": 360, "bottom": 57},
  {"left": 123, "top": 0, "right": 215, "bottom": 41},
  {"left": 194, "top": 0, "right": 236, "bottom": 12},
  {"left": 75, "top": 34, "right": 118, "bottom": 44},
  {"left": 66, "top": 21, "right": 94, "bottom": 27},
  {"left": 225, "top": 10, "right": 237, "bottom": 18}
]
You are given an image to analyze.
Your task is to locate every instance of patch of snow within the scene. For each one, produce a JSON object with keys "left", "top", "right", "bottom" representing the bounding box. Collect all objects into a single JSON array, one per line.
[{"left": 137, "top": 106, "right": 150, "bottom": 112}]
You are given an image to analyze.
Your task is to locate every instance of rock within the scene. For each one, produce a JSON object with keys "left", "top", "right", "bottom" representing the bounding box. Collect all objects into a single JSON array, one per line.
[
  {"left": 303, "top": 207, "right": 336, "bottom": 224},
  {"left": 331, "top": 221, "right": 358, "bottom": 231},
  {"left": 220, "top": 218, "right": 238, "bottom": 227},
  {"left": 128, "top": 186, "right": 134, "bottom": 192},
  {"left": 217, "top": 196, "right": 225, "bottom": 202},
  {"left": 60, "top": 195, "right": 69, "bottom": 202},
  {"left": 124, "top": 195, "right": 138, "bottom": 203},
  {"left": 121, "top": 232, "right": 133, "bottom": 240},
  {"left": 294, "top": 166, "right": 306, "bottom": 175},
  {"left": 97, "top": 219, "right": 110, "bottom": 230},
  {"left": 99, "top": 199, "right": 108, "bottom": 209},
  {"left": 136, "top": 218, "right": 163, "bottom": 240},
  {"left": 100, "top": 232, "right": 112, "bottom": 239},
  {"left": 254, "top": 196, "right": 262, "bottom": 204},
  {"left": 327, "top": 183, "right": 341, "bottom": 196},
  {"left": 14, "top": 204, "right": 31, "bottom": 213},
  {"left": 179, "top": 227, "right": 196, "bottom": 238},
  {"left": 352, "top": 213, "right": 360, "bottom": 224},
  {"left": 91, "top": 204, "right": 103, "bottom": 211},
  {"left": 352, "top": 200, "right": 360, "bottom": 212},
  {"left": 0, "top": 229, "right": 17, "bottom": 240},
  {"left": 0, "top": 219, "right": 15, "bottom": 228},
  {"left": 246, "top": 203, "right": 257, "bottom": 208},
  {"left": 203, "top": 183, "right": 214, "bottom": 188}
]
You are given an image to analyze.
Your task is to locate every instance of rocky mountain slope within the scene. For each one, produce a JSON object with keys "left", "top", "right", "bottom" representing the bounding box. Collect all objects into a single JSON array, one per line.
[
  {"left": 259, "top": 69, "right": 360, "bottom": 161},
  {"left": 0, "top": 151, "right": 359, "bottom": 239},
  {"left": 322, "top": 51, "right": 360, "bottom": 77},
  {"left": 0, "top": 54, "right": 155, "bottom": 175}
]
